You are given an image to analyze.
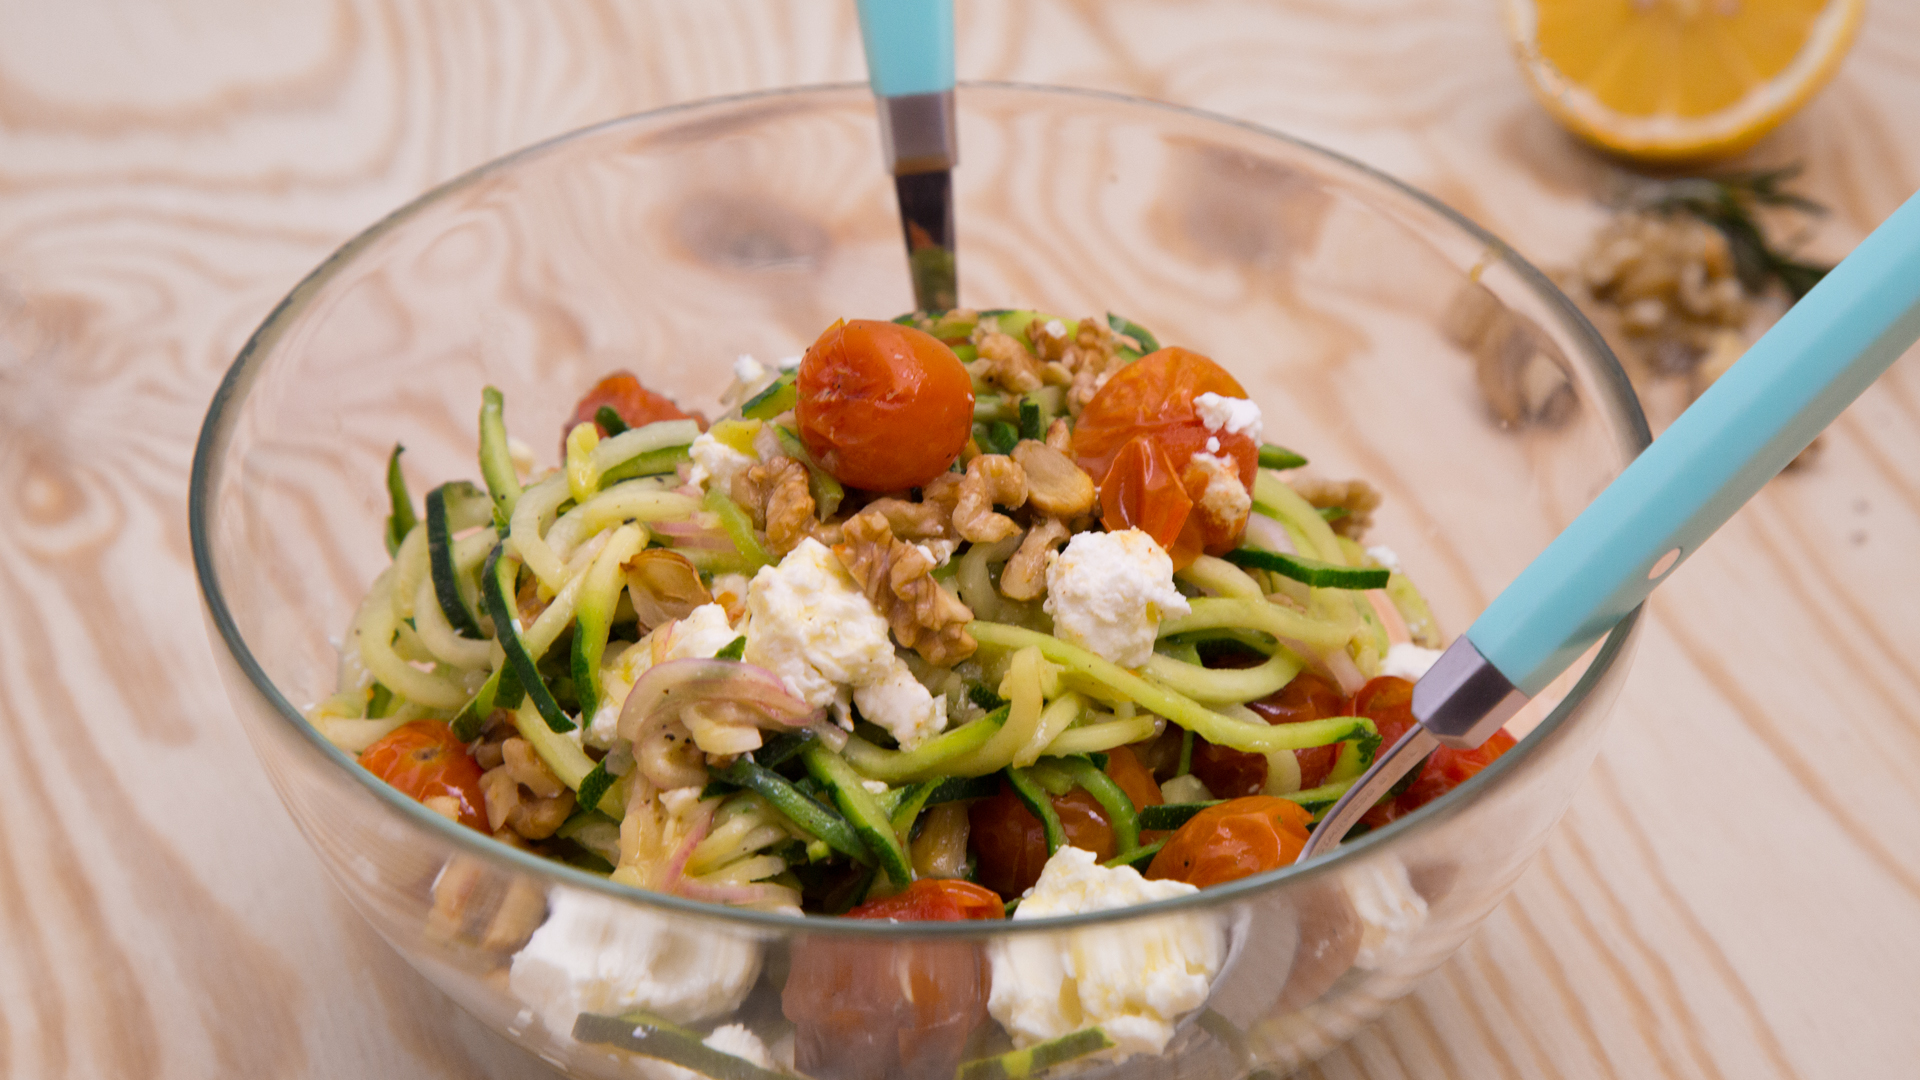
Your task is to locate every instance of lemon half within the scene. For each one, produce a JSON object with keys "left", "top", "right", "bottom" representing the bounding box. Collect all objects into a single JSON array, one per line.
[{"left": 1506, "top": 0, "right": 1865, "bottom": 162}]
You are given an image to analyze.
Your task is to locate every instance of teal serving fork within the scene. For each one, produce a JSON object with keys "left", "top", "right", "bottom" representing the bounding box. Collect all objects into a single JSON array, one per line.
[{"left": 855, "top": 0, "right": 958, "bottom": 313}]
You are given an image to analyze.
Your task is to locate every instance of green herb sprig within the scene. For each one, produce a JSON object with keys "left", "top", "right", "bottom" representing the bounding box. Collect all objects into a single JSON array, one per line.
[{"left": 1622, "top": 165, "right": 1833, "bottom": 299}]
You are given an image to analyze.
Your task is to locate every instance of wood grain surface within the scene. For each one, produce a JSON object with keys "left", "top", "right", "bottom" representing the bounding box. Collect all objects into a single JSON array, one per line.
[{"left": 2, "top": 2, "right": 1917, "bottom": 1077}]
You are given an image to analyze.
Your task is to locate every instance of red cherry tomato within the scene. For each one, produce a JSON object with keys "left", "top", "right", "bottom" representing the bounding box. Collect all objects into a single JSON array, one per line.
[
  {"left": 1098, "top": 435, "right": 1202, "bottom": 567},
  {"left": 784, "top": 879, "right": 1000, "bottom": 1080},
  {"left": 1398, "top": 730, "right": 1519, "bottom": 814},
  {"left": 1073, "top": 347, "right": 1259, "bottom": 557},
  {"left": 359, "top": 720, "right": 488, "bottom": 832},
  {"left": 1191, "top": 672, "right": 1349, "bottom": 797},
  {"left": 796, "top": 319, "right": 974, "bottom": 491},
  {"left": 564, "top": 371, "right": 703, "bottom": 455},
  {"left": 1146, "top": 796, "right": 1315, "bottom": 889},
  {"left": 847, "top": 879, "right": 1006, "bottom": 922},
  {"left": 967, "top": 746, "right": 1161, "bottom": 898}
]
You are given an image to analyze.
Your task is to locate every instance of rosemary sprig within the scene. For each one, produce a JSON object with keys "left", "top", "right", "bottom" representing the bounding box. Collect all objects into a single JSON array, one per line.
[{"left": 1620, "top": 165, "right": 1833, "bottom": 300}]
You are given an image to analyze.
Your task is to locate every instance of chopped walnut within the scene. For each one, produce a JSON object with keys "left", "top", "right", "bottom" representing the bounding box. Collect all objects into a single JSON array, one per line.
[
  {"left": 861, "top": 472, "right": 962, "bottom": 543},
  {"left": 834, "top": 510, "right": 977, "bottom": 666},
  {"left": 953, "top": 454, "right": 1029, "bottom": 543},
  {"left": 731, "top": 456, "right": 837, "bottom": 556},
  {"left": 1291, "top": 477, "right": 1382, "bottom": 541},
  {"left": 481, "top": 743, "right": 577, "bottom": 841},
  {"left": 1011, "top": 440, "right": 1096, "bottom": 519},
  {"left": 427, "top": 855, "right": 548, "bottom": 954},
  {"left": 1044, "top": 417, "right": 1073, "bottom": 454},
  {"left": 1000, "top": 517, "right": 1071, "bottom": 601},
  {"left": 1060, "top": 316, "right": 1129, "bottom": 416},
  {"left": 973, "top": 328, "right": 1045, "bottom": 394}
]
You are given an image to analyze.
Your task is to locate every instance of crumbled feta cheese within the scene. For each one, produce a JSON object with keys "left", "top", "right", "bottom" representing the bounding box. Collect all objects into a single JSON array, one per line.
[
  {"left": 1205, "top": 436, "right": 1220, "bottom": 453},
  {"left": 1365, "top": 545, "right": 1403, "bottom": 574},
  {"left": 1043, "top": 530, "right": 1191, "bottom": 668},
  {"left": 743, "top": 539, "right": 946, "bottom": 748},
  {"left": 733, "top": 354, "right": 767, "bottom": 384},
  {"left": 686, "top": 431, "right": 758, "bottom": 493},
  {"left": 585, "top": 604, "right": 741, "bottom": 748},
  {"left": 509, "top": 889, "right": 762, "bottom": 1036},
  {"left": 776, "top": 353, "right": 803, "bottom": 371},
  {"left": 1345, "top": 860, "right": 1429, "bottom": 970},
  {"left": 1044, "top": 318, "right": 1067, "bottom": 337},
  {"left": 1193, "top": 392, "right": 1263, "bottom": 444},
  {"left": 1187, "top": 452, "right": 1251, "bottom": 534},
  {"left": 860, "top": 779, "right": 889, "bottom": 795},
  {"left": 702, "top": 1025, "right": 775, "bottom": 1070},
  {"left": 1381, "top": 642, "right": 1443, "bottom": 681},
  {"left": 988, "top": 847, "right": 1222, "bottom": 1060}
]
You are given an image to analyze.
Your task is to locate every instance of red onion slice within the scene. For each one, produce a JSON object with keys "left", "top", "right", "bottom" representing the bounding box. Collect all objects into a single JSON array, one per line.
[{"left": 617, "top": 657, "right": 820, "bottom": 748}]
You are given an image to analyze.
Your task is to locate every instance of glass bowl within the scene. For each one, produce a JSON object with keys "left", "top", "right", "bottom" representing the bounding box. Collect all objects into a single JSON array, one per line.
[{"left": 191, "top": 83, "right": 1647, "bottom": 1079}]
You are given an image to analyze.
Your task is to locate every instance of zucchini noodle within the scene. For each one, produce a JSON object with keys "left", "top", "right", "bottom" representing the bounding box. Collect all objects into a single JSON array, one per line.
[
  {"left": 589, "top": 419, "right": 701, "bottom": 474},
  {"left": 388, "top": 524, "right": 431, "bottom": 621},
  {"left": 953, "top": 534, "right": 1023, "bottom": 625},
  {"left": 547, "top": 484, "right": 695, "bottom": 557},
  {"left": 412, "top": 574, "right": 494, "bottom": 668},
  {"left": 943, "top": 646, "right": 1058, "bottom": 776},
  {"left": 507, "top": 475, "right": 576, "bottom": 592},
  {"left": 1176, "top": 554, "right": 1267, "bottom": 601},
  {"left": 1142, "top": 649, "right": 1301, "bottom": 705},
  {"left": 1161, "top": 596, "right": 1351, "bottom": 653},
  {"left": 1041, "top": 713, "right": 1164, "bottom": 757},
  {"left": 685, "top": 794, "right": 795, "bottom": 878},
  {"left": 350, "top": 569, "right": 471, "bottom": 709},
  {"left": 1014, "top": 692, "right": 1087, "bottom": 768}
]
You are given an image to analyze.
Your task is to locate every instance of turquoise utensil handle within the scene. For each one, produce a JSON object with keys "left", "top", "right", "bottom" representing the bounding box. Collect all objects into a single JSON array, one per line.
[
  {"left": 855, "top": 0, "right": 955, "bottom": 98},
  {"left": 1468, "top": 189, "right": 1920, "bottom": 696}
]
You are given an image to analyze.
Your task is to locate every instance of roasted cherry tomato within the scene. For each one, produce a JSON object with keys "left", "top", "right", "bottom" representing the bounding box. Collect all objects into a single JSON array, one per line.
[
  {"left": 1397, "top": 730, "right": 1519, "bottom": 814},
  {"left": 1073, "top": 347, "right": 1259, "bottom": 558},
  {"left": 564, "top": 370, "right": 703, "bottom": 455},
  {"left": 847, "top": 878, "right": 1006, "bottom": 922},
  {"left": 1191, "top": 671, "right": 1349, "bottom": 797},
  {"left": 968, "top": 747, "right": 1161, "bottom": 898},
  {"left": 1353, "top": 673, "right": 1519, "bottom": 829},
  {"left": 1146, "top": 795, "right": 1315, "bottom": 889},
  {"left": 359, "top": 720, "right": 488, "bottom": 832},
  {"left": 796, "top": 319, "right": 974, "bottom": 491},
  {"left": 1098, "top": 435, "right": 1203, "bottom": 567},
  {"left": 783, "top": 880, "right": 1000, "bottom": 1080}
]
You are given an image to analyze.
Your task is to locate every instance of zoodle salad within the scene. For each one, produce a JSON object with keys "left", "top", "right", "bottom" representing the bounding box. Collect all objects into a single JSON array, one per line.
[{"left": 313, "top": 308, "right": 1517, "bottom": 1074}]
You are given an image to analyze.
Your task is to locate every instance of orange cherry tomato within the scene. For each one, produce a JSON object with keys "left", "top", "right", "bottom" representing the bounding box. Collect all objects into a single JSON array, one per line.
[
  {"left": 564, "top": 371, "right": 704, "bottom": 456},
  {"left": 784, "top": 880, "right": 1000, "bottom": 1080},
  {"left": 967, "top": 746, "right": 1162, "bottom": 898},
  {"left": 1146, "top": 796, "right": 1315, "bottom": 889},
  {"left": 1398, "top": 730, "right": 1519, "bottom": 814},
  {"left": 847, "top": 878, "right": 1007, "bottom": 922},
  {"left": 796, "top": 319, "right": 974, "bottom": 491},
  {"left": 1073, "top": 346, "right": 1259, "bottom": 558},
  {"left": 1191, "top": 671, "right": 1349, "bottom": 797},
  {"left": 1098, "top": 435, "right": 1203, "bottom": 568},
  {"left": 359, "top": 720, "right": 488, "bottom": 832}
]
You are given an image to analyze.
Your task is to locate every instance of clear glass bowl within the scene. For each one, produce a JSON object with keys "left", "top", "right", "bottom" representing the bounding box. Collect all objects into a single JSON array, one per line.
[{"left": 191, "top": 84, "right": 1647, "bottom": 1079}]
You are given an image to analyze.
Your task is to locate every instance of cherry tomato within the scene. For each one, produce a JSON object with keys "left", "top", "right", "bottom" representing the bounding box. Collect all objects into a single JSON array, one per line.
[
  {"left": 1397, "top": 730, "right": 1519, "bottom": 814},
  {"left": 847, "top": 878, "right": 1006, "bottom": 922},
  {"left": 1191, "top": 672, "right": 1349, "bottom": 797},
  {"left": 1073, "top": 347, "right": 1259, "bottom": 557},
  {"left": 784, "top": 880, "right": 999, "bottom": 1080},
  {"left": 796, "top": 319, "right": 974, "bottom": 491},
  {"left": 359, "top": 720, "right": 488, "bottom": 832},
  {"left": 564, "top": 371, "right": 703, "bottom": 456},
  {"left": 1098, "top": 435, "right": 1202, "bottom": 567},
  {"left": 1146, "top": 796, "right": 1315, "bottom": 889},
  {"left": 967, "top": 747, "right": 1161, "bottom": 898}
]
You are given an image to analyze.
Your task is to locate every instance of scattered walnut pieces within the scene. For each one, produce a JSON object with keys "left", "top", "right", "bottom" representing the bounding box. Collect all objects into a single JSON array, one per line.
[
  {"left": 860, "top": 473, "right": 963, "bottom": 543},
  {"left": 834, "top": 509, "right": 977, "bottom": 666},
  {"left": 731, "top": 456, "right": 839, "bottom": 556},
  {"left": 973, "top": 327, "right": 1045, "bottom": 394},
  {"left": 1445, "top": 279, "right": 1577, "bottom": 428},
  {"left": 480, "top": 737, "right": 576, "bottom": 840},
  {"left": 1011, "top": 440, "right": 1096, "bottom": 520},
  {"left": 1291, "top": 476, "right": 1382, "bottom": 541},
  {"left": 1060, "top": 317, "right": 1129, "bottom": 417},
  {"left": 1000, "top": 517, "right": 1070, "bottom": 601},
  {"left": 427, "top": 855, "right": 548, "bottom": 954},
  {"left": 953, "top": 454, "right": 1029, "bottom": 543}
]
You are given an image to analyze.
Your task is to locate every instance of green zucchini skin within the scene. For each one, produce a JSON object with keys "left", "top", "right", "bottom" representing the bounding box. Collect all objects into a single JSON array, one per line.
[
  {"left": 1005, "top": 767, "right": 1066, "bottom": 856},
  {"left": 1054, "top": 756, "right": 1140, "bottom": 855},
  {"left": 956, "top": 1027, "right": 1115, "bottom": 1080},
  {"left": 426, "top": 482, "right": 488, "bottom": 639},
  {"left": 1257, "top": 443, "right": 1309, "bottom": 470},
  {"left": 712, "top": 756, "right": 869, "bottom": 863},
  {"left": 1103, "top": 838, "right": 1164, "bottom": 872},
  {"left": 572, "top": 1013, "right": 788, "bottom": 1080},
  {"left": 477, "top": 386, "right": 522, "bottom": 526},
  {"left": 384, "top": 444, "right": 416, "bottom": 557},
  {"left": 802, "top": 745, "right": 914, "bottom": 887},
  {"left": 1106, "top": 311, "right": 1160, "bottom": 356},
  {"left": 480, "top": 542, "right": 575, "bottom": 733},
  {"left": 1224, "top": 548, "right": 1390, "bottom": 591},
  {"left": 739, "top": 371, "right": 797, "bottom": 420},
  {"left": 1138, "top": 801, "right": 1222, "bottom": 831},
  {"left": 593, "top": 405, "right": 629, "bottom": 436}
]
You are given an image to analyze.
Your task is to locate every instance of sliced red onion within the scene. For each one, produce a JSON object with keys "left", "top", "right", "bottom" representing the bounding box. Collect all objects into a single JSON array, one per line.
[
  {"left": 1243, "top": 512, "right": 1297, "bottom": 556},
  {"left": 660, "top": 799, "right": 718, "bottom": 893},
  {"left": 618, "top": 657, "right": 821, "bottom": 748},
  {"left": 1275, "top": 634, "right": 1368, "bottom": 697}
]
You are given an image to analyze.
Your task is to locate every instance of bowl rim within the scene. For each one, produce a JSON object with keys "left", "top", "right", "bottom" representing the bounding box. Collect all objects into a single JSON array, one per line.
[{"left": 189, "top": 80, "right": 1650, "bottom": 936}]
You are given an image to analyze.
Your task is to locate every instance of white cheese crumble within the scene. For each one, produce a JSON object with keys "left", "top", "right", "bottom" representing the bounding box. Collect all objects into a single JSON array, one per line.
[
  {"left": 1187, "top": 452, "right": 1251, "bottom": 534},
  {"left": 508, "top": 889, "right": 762, "bottom": 1036},
  {"left": 1193, "top": 392, "right": 1263, "bottom": 444},
  {"left": 1365, "top": 545, "right": 1403, "bottom": 574},
  {"left": 1381, "top": 642, "right": 1444, "bottom": 681},
  {"left": 686, "top": 431, "right": 758, "bottom": 493},
  {"left": 743, "top": 539, "right": 946, "bottom": 748},
  {"left": 1043, "top": 530, "right": 1191, "bottom": 668},
  {"left": 732, "top": 354, "right": 767, "bottom": 384},
  {"left": 1159, "top": 773, "right": 1214, "bottom": 804},
  {"left": 1345, "top": 860, "right": 1429, "bottom": 971},
  {"left": 585, "top": 603, "right": 740, "bottom": 749},
  {"left": 988, "top": 847, "right": 1223, "bottom": 1060},
  {"left": 775, "top": 353, "right": 803, "bottom": 372}
]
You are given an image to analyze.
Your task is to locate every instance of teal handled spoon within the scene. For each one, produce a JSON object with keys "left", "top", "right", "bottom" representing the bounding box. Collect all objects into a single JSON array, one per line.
[
  {"left": 1299, "top": 187, "right": 1920, "bottom": 861},
  {"left": 854, "top": 0, "right": 958, "bottom": 313}
]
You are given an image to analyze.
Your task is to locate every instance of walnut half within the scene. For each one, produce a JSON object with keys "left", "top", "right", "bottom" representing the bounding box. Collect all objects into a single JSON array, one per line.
[{"left": 833, "top": 510, "right": 977, "bottom": 666}]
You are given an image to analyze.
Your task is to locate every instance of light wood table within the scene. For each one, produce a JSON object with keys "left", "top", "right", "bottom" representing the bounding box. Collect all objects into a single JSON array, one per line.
[{"left": 3, "top": 2, "right": 1916, "bottom": 1077}]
